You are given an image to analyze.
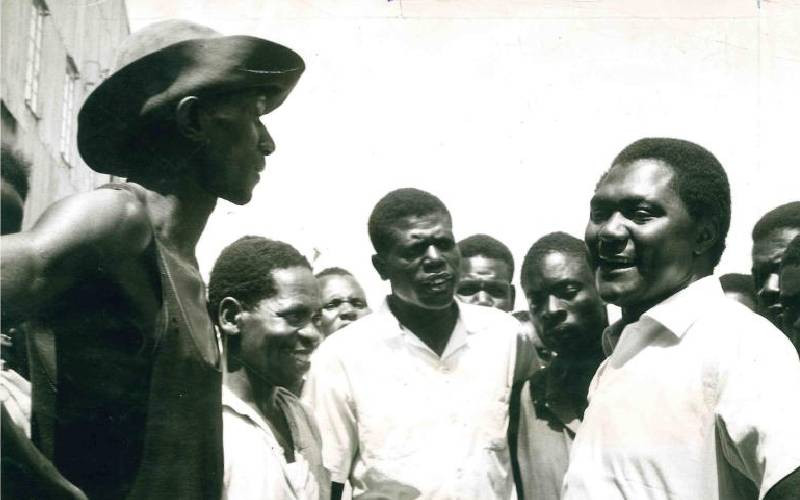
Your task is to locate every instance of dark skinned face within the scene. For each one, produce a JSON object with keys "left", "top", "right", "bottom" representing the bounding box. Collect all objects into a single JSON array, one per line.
[
  {"left": 316, "top": 274, "right": 370, "bottom": 336},
  {"left": 456, "top": 255, "right": 514, "bottom": 312},
  {"left": 586, "top": 160, "right": 702, "bottom": 316},
  {"left": 237, "top": 267, "right": 322, "bottom": 389},
  {"left": 198, "top": 90, "right": 275, "bottom": 205},
  {"left": 752, "top": 227, "right": 800, "bottom": 327},
  {"left": 779, "top": 262, "right": 800, "bottom": 349},
  {"left": 524, "top": 251, "right": 606, "bottom": 357},
  {"left": 375, "top": 212, "right": 460, "bottom": 310}
]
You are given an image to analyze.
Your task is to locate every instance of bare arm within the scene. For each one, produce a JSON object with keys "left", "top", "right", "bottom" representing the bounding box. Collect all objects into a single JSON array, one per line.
[
  {"left": 2, "top": 405, "right": 88, "bottom": 499},
  {"left": 1, "top": 188, "right": 151, "bottom": 325}
]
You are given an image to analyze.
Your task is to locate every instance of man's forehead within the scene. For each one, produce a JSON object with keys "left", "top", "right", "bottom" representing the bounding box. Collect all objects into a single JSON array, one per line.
[
  {"left": 753, "top": 227, "right": 800, "bottom": 263},
  {"left": 529, "top": 251, "right": 591, "bottom": 286},
  {"left": 319, "top": 274, "right": 364, "bottom": 297},
  {"left": 593, "top": 159, "right": 675, "bottom": 201},
  {"left": 461, "top": 255, "right": 511, "bottom": 281},
  {"left": 392, "top": 212, "right": 452, "bottom": 237},
  {"left": 271, "top": 267, "right": 319, "bottom": 300}
]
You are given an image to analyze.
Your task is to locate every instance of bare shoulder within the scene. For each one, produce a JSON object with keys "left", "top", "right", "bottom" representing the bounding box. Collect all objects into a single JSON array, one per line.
[{"left": 30, "top": 187, "right": 152, "bottom": 260}]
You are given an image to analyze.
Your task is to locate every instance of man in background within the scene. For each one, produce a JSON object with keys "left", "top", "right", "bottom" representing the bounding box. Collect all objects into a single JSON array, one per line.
[
  {"left": 314, "top": 267, "right": 371, "bottom": 337},
  {"left": 751, "top": 201, "right": 800, "bottom": 327},
  {"left": 779, "top": 235, "right": 800, "bottom": 355},
  {"left": 455, "top": 234, "right": 516, "bottom": 312},
  {"left": 510, "top": 232, "right": 607, "bottom": 500}
]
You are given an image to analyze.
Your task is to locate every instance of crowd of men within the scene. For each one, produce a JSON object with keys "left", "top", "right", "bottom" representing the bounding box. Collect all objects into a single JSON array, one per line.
[{"left": 1, "top": 18, "right": 799, "bottom": 500}]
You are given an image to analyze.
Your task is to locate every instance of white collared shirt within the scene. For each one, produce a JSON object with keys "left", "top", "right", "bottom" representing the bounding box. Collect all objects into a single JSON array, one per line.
[
  {"left": 222, "top": 385, "right": 329, "bottom": 500},
  {"left": 562, "top": 276, "right": 800, "bottom": 500},
  {"left": 302, "top": 299, "right": 530, "bottom": 499}
]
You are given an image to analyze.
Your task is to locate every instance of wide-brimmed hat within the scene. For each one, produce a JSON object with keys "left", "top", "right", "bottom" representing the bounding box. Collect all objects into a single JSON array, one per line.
[{"left": 77, "top": 20, "right": 305, "bottom": 176}]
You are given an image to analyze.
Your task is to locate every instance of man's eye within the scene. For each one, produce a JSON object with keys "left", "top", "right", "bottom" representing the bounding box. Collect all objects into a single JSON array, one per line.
[
  {"left": 589, "top": 208, "right": 607, "bottom": 223},
  {"left": 324, "top": 300, "right": 341, "bottom": 310},
  {"left": 630, "top": 209, "right": 653, "bottom": 223},
  {"left": 560, "top": 287, "right": 579, "bottom": 299},
  {"left": 351, "top": 300, "right": 366, "bottom": 309},
  {"left": 457, "top": 283, "right": 480, "bottom": 296}
]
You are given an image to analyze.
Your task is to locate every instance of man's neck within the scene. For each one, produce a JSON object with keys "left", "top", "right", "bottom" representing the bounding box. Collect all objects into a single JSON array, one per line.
[
  {"left": 130, "top": 173, "right": 217, "bottom": 260},
  {"left": 388, "top": 295, "right": 459, "bottom": 357},
  {"left": 224, "top": 367, "right": 279, "bottom": 416},
  {"left": 621, "top": 270, "right": 711, "bottom": 322}
]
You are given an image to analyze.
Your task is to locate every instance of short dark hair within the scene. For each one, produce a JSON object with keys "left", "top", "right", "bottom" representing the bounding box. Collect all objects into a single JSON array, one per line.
[
  {"left": 1, "top": 145, "right": 31, "bottom": 200},
  {"left": 458, "top": 234, "right": 515, "bottom": 280},
  {"left": 315, "top": 267, "right": 353, "bottom": 279},
  {"left": 520, "top": 232, "right": 590, "bottom": 292},
  {"left": 752, "top": 202, "right": 800, "bottom": 242},
  {"left": 367, "top": 188, "right": 451, "bottom": 254},
  {"left": 606, "top": 137, "right": 731, "bottom": 267},
  {"left": 782, "top": 234, "right": 800, "bottom": 269},
  {"left": 512, "top": 310, "right": 531, "bottom": 322},
  {"left": 208, "top": 236, "right": 310, "bottom": 322},
  {"left": 719, "top": 273, "right": 755, "bottom": 296}
]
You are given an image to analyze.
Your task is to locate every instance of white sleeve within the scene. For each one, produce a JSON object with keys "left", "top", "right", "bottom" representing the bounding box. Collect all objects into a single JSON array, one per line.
[
  {"left": 302, "top": 346, "right": 358, "bottom": 484},
  {"left": 715, "top": 320, "right": 800, "bottom": 500}
]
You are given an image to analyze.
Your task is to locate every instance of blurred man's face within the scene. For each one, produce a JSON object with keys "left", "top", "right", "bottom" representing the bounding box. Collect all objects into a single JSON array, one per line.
[
  {"left": 779, "top": 262, "right": 800, "bottom": 351},
  {"left": 752, "top": 227, "right": 800, "bottom": 327},
  {"left": 586, "top": 160, "right": 700, "bottom": 315},
  {"left": 456, "top": 255, "right": 514, "bottom": 312},
  {"left": 524, "top": 251, "right": 607, "bottom": 357},
  {"left": 376, "top": 212, "right": 460, "bottom": 310},
  {"left": 316, "top": 274, "right": 370, "bottom": 336}
]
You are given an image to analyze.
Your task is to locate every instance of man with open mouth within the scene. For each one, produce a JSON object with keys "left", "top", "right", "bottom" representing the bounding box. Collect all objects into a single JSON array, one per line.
[
  {"left": 562, "top": 138, "right": 800, "bottom": 500},
  {"left": 208, "top": 236, "right": 328, "bottom": 500},
  {"left": 303, "top": 188, "right": 540, "bottom": 499}
]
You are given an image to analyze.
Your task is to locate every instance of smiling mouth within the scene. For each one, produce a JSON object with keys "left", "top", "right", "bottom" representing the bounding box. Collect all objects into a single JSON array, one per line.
[{"left": 598, "top": 257, "right": 636, "bottom": 273}]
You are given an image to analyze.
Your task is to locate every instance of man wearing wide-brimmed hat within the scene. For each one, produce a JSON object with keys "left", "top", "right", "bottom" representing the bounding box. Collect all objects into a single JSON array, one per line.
[{"left": 0, "top": 20, "right": 304, "bottom": 499}]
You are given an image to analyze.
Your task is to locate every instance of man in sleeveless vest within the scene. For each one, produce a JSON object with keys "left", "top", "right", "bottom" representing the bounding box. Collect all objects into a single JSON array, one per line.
[{"left": 0, "top": 20, "right": 304, "bottom": 499}]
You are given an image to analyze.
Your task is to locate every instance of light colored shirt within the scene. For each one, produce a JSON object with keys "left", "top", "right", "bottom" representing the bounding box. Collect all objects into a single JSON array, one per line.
[
  {"left": 302, "top": 299, "right": 535, "bottom": 499},
  {"left": 222, "top": 385, "right": 330, "bottom": 500},
  {"left": 562, "top": 276, "right": 800, "bottom": 500}
]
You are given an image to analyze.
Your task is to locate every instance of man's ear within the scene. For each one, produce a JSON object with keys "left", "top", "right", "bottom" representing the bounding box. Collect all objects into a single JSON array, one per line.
[
  {"left": 218, "top": 297, "right": 245, "bottom": 337},
  {"left": 174, "top": 96, "right": 206, "bottom": 143},
  {"left": 372, "top": 254, "right": 389, "bottom": 281},
  {"left": 694, "top": 217, "right": 719, "bottom": 257}
]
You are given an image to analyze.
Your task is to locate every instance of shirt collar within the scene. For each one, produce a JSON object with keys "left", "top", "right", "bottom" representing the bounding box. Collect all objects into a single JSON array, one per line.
[
  {"left": 222, "top": 384, "right": 272, "bottom": 435},
  {"left": 376, "top": 296, "right": 474, "bottom": 359},
  {"left": 602, "top": 275, "right": 722, "bottom": 355}
]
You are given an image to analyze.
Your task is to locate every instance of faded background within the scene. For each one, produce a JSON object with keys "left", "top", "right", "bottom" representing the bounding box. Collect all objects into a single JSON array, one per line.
[{"left": 128, "top": 1, "right": 799, "bottom": 309}]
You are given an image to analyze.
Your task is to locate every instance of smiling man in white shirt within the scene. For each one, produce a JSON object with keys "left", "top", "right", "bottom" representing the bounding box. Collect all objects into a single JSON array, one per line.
[
  {"left": 562, "top": 138, "right": 800, "bottom": 500},
  {"left": 209, "top": 236, "right": 329, "bottom": 500},
  {"left": 303, "top": 188, "right": 538, "bottom": 500}
]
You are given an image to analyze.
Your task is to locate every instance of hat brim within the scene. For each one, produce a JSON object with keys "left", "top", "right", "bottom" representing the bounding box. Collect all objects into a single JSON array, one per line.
[{"left": 78, "top": 35, "right": 305, "bottom": 177}]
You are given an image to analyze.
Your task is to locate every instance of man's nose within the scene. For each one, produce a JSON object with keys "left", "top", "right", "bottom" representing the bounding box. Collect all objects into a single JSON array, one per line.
[
  {"left": 423, "top": 245, "right": 445, "bottom": 270},
  {"left": 597, "top": 212, "right": 628, "bottom": 251},
  {"left": 542, "top": 296, "right": 566, "bottom": 323},
  {"left": 338, "top": 302, "right": 357, "bottom": 321},
  {"left": 298, "top": 321, "right": 323, "bottom": 348},
  {"left": 258, "top": 124, "right": 275, "bottom": 156},
  {"left": 473, "top": 290, "right": 494, "bottom": 307}
]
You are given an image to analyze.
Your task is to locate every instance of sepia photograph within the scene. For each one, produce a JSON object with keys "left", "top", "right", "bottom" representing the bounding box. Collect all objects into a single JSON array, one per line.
[{"left": 1, "top": 0, "right": 799, "bottom": 499}]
